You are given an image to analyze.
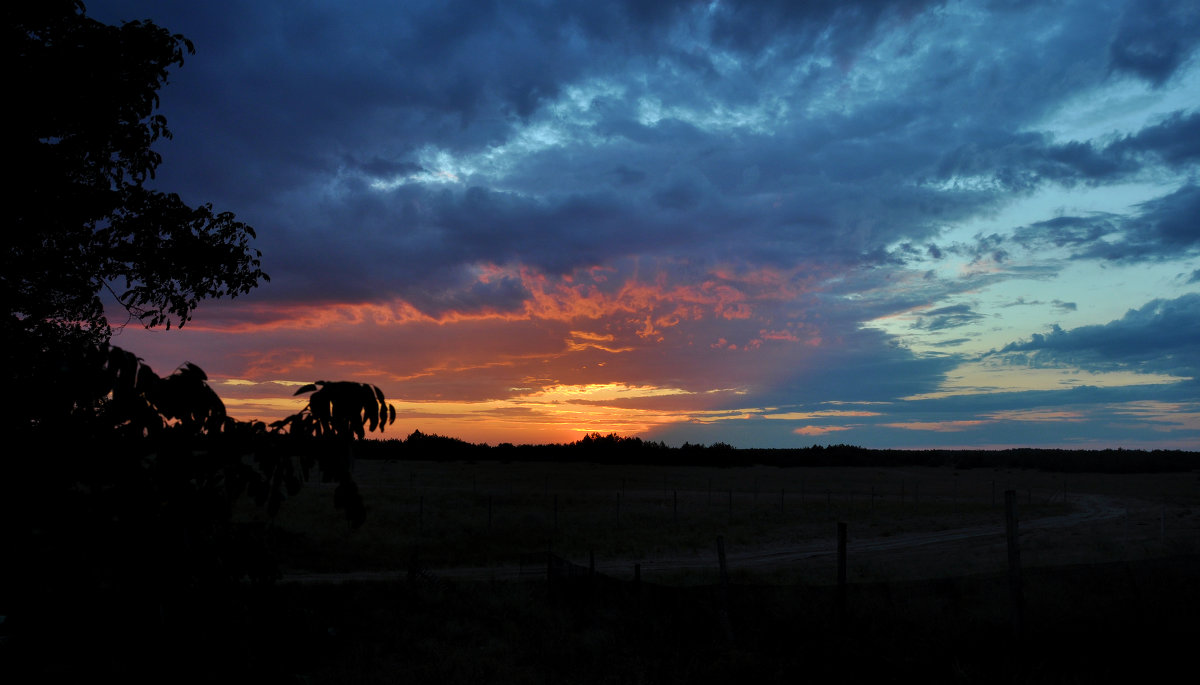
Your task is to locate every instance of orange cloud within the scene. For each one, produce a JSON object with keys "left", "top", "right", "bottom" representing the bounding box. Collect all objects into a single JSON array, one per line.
[
  {"left": 882, "top": 420, "right": 990, "bottom": 432},
  {"left": 182, "top": 261, "right": 823, "bottom": 344},
  {"left": 793, "top": 425, "right": 854, "bottom": 436}
]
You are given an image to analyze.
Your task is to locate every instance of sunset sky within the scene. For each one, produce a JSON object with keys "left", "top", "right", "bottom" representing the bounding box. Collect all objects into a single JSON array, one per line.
[{"left": 91, "top": 0, "right": 1199, "bottom": 449}]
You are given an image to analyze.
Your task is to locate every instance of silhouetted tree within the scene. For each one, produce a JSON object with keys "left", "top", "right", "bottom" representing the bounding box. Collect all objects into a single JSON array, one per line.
[
  {"left": 3, "top": 344, "right": 395, "bottom": 679},
  {"left": 5, "top": 1, "right": 267, "bottom": 431},
  {"left": 0, "top": 7, "right": 389, "bottom": 677}
]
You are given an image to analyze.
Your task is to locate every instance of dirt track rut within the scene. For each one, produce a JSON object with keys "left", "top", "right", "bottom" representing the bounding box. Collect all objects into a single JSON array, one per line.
[{"left": 282, "top": 493, "right": 1130, "bottom": 584}]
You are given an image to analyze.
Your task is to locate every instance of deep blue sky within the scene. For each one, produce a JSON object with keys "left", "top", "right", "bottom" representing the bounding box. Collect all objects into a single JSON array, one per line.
[{"left": 92, "top": 0, "right": 1200, "bottom": 448}]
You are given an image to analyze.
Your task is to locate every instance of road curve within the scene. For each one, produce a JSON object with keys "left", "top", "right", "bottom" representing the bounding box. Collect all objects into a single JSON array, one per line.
[{"left": 282, "top": 493, "right": 1128, "bottom": 584}]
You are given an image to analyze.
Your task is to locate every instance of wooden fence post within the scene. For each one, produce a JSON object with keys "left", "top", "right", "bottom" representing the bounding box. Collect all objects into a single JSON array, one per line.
[
  {"left": 728, "top": 489, "right": 734, "bottom": 525},
  {"left": 716, "top": 535, "right": 734, "bottom": 641},
  {"left": 717, "top": 535, "right": 729, "bottom": 586},
  {"left": 1005, "top": 490, "right": 1024, "bottom": 638},
  {"left": 837, "top": 521, "right": 848, "bottom": 620}
]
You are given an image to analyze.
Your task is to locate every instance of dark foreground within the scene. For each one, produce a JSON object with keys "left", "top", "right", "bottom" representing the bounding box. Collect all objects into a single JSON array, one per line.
[{"left": 6, "top": 553, "right": 1197, "bottom": 683}]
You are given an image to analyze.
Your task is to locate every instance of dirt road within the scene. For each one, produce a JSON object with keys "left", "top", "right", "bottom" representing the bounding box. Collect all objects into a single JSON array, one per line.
[{"left": 283, "top": 492, "right": 1135, "bottom": 584}]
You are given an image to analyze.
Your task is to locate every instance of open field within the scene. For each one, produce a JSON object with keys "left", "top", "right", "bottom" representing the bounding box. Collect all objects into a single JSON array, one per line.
[
  {"left": 269, "top": 460, "right": 1200, "bottom": 584},
  {"left": 232, "top": 460, "right": 1200, "bottom": 682},
  {"left": 13, "top": 459, "right": 1200, "bottom": 683}
]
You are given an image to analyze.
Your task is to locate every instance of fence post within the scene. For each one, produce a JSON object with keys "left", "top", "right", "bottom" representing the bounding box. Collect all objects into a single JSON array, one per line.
[
  {"left": 717, "top": 535, "right": 729, "bottom": 586},
  {"left": 716, "top": 535, "right": 734, "bottom": 641},
  {"left": 837, "top": 521, "right": 848, "bottom": 621},
  {"left": 488, "top": 494, "right": 493, "bottom": 531},
  {"left": 673, "top": 490, "right": 678, "bottom": 528},
  {"left": 1005, "top": 490, "right": 1024, "bottom": 638},
  {"left": 728, "top": 489, "right": 734, "bottom": 525}
]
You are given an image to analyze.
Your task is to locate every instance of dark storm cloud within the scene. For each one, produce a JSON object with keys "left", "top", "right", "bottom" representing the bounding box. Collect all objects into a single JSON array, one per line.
[
  {"left": 994, "top": 293, "right": 1200, "bottom": 380},
  {"left": 1107, "top": 111, "right": 1200, "bottom": 166},
  {"left": 1012, "top": 216, "right": 1119, "bottom": 251},
  {"left": 1010, "top": 184, "right": 1200, "bottom": 263},
  {"left": 1108, "top": 0, "right": 1200, "bottom": 86},
  {"left": 935, "top": 134, "right": 1131, "bottom": 191},
  {"left": 93, "top": 0, "right": 1195, "bottom": 311},
  {"left": 1087, "top": 184, "right": 1200, "bottom": 261},
  {"left": 708, "top": 0, "right": 942, "bottom": 58},
  {"left": 932, "top": 109, "right": 1200, "bottom": 198}
]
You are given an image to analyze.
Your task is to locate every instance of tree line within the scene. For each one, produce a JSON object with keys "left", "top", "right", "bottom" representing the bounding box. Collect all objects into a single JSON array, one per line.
[{"left": 356, "top": 431, "right": 1199, "bottom": 473}]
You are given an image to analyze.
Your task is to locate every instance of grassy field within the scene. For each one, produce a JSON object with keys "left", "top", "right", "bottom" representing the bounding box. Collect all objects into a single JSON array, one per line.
[
  {"left": 14, "top": 459, "right": 1200, "bottom": 683},
  {"left": 265, "top": 460, "right": 1200, "bottom": 584}
]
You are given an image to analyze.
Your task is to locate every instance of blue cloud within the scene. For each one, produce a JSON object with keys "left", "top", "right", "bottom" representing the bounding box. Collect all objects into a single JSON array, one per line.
[{"left": 994, "top": 293, "right": 1200, "bottom": 380}]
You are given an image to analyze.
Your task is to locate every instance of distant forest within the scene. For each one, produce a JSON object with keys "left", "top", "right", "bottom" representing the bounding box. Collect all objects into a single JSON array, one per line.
[{"left": 357, "top": 430, "right": 1200, "bottom": 473}]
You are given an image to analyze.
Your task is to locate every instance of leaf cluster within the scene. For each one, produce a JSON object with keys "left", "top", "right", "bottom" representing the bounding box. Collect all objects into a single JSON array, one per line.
[
  {"left": 275, "top": 381, "right": 398, "bottom": 440},
  {"left": 7, "top": 344, "right": 396, "bottom": 599},
  {"left": 5, "top": 1, "right": 267, "bottom": 344}
]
